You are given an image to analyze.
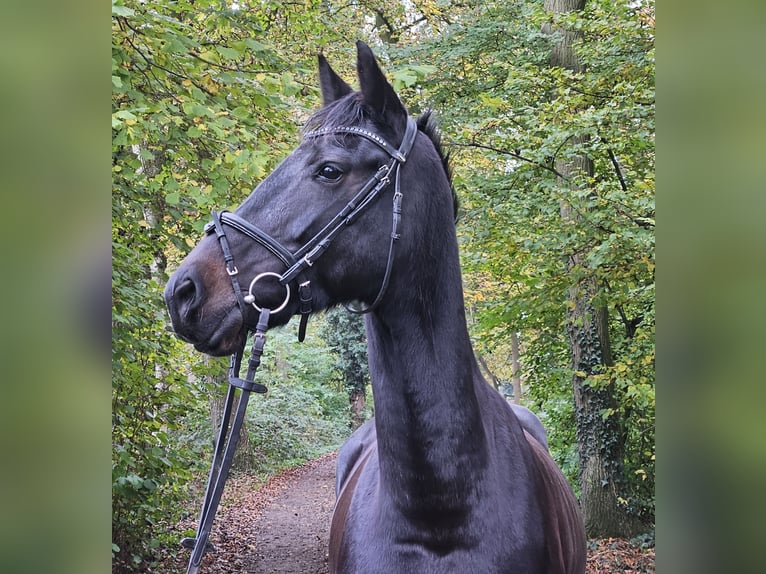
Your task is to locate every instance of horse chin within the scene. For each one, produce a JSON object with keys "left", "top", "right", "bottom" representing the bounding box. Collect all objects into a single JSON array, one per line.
[
  {"left": 193, "top": 308, "right": 247, "bottom": 357},
  {"left": 194, "top": 330, "right": 246, "bottom": 357}
]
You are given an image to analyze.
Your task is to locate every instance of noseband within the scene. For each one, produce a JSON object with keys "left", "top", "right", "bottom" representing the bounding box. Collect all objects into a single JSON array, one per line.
[{"left": 204, "top": 116, "right": 418, "bottom": 341}]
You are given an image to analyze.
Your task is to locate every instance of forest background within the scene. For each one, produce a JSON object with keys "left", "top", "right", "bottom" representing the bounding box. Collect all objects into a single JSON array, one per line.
[
  {"left": 3, "top": 1, "right": 766, "bottom": 574},
  {"left": 112, "top": 0, "right": 655, "bottom": 571}
]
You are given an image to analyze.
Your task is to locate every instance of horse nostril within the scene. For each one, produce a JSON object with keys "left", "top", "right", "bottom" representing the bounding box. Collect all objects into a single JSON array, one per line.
[{"left": 174, "top": 275, "right": 199, "bottom": 319}]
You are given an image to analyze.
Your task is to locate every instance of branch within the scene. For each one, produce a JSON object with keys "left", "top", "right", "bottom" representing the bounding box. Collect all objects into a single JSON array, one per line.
[
  {"left": 448, "top": 140, "right": 568, "bottom": 180},
  {"left": 374, "top": 9, "right": 399, "bottom": 43},
  {"left": 551, "top": 133, "right": 576, "bottom": 167},
  {"left": 595, "top": 135, "right": 655, "bottom": 230},
  {"left": 603, "top": 280, "right": 647, "bottom": 340},
  {"left": 601, "top": 135, "right": 628, "bottom": 192},
  {"left": 121, "top": 18, "right": 217, "bottom": 98},
  {"left": 188, "top": 49, "right": 273, "bottom": 75}
]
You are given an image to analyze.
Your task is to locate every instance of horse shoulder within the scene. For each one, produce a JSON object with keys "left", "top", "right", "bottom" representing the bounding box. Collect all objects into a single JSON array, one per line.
[{"left": 331, "top": 420, "right": 377, "bottom": 574}]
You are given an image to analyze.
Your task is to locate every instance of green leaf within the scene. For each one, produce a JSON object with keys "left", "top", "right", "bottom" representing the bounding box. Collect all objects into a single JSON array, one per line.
[
  {"left": 244, "top": 39, "right": 269, "bottom": 52},
  {"left": 216, "top": 46, "right": 241, "bottom": 60},
  {"left": 114, "top": 110, "right": 137, "bottom": 121},
  {"left": 112, "top": 3, "right": 135, "bottom": 17}
]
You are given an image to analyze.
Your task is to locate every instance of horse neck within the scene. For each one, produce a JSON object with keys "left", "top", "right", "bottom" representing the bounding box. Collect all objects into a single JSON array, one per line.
[{"left": 365, "top": 232, "right": 489, "bottom": 514}]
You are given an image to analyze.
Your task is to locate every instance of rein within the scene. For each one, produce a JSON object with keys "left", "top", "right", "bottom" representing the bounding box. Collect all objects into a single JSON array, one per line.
[
  {"left": 182, "top": 117, "right": 418, "bottom": 573},
  {"left": 181, "top": 308, "right": 270, "bottom": 574}
]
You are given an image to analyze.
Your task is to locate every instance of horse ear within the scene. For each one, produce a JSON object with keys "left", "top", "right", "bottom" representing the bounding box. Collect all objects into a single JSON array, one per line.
[
  {"left": 318, "top": 53, "right": 353, "bottom": 106},
  {"left": 356, "top": 41, "right": 407, "bottom": 130}
]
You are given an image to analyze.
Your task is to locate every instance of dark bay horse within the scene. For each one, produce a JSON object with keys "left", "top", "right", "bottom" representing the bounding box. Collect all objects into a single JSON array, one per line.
[{"left": 165, "top": 41, "right": 585, "bottom": 574}]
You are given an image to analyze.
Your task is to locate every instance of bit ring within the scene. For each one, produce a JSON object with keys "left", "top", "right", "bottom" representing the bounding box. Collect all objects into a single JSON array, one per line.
[{"left": 245, "top": 272, "right": 290, "bottom": 314}]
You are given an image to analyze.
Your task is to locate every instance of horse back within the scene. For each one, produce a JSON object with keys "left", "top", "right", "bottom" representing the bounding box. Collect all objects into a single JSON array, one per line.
[
  {"left": 330, "top": 420, "right": 377, "bottom": 573},
  {"left": 524, "top": 430, "right": 587, "bottom": 574}
]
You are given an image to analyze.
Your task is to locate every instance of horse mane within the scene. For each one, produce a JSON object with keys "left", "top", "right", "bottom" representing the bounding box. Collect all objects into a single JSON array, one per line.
[
  {"left": 416, "top": 110, "right": 458, "bottom": 221},
  {"left": 304, "top": 95, "right": 458, "bottom": 220}
]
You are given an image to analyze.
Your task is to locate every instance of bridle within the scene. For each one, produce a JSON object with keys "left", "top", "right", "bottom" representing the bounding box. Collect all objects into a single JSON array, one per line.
[
  {"left": 181, "top": 117, "right": 418, "bottom": 574},
  {"left": 204, "top": 116, "right": 418, "bottom": 341}
]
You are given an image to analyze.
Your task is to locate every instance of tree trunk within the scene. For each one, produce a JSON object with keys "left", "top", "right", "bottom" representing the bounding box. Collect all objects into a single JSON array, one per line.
[
  {"left": 565, "top": 267, "right": 638, "bottom": 536},
  {"left": 544, "top": 0, "right": 644, "bottom": 537},
  {"left": 510, "top": 332, "right": 522, "bottom": 405},
  {"left": 349, "top": 388, "right": 366, "bottom": 430},
  {"left": 131, "top": 143, "right": 167, "bottom": 279},
  {"left": 132, "top": 143, "right": 171, "bottom": 391}
]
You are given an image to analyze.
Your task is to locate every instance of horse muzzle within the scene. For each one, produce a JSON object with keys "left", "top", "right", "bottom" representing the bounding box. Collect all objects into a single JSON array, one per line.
[{"left": 164, "top": 264, "right": 247, "bottom": 356}]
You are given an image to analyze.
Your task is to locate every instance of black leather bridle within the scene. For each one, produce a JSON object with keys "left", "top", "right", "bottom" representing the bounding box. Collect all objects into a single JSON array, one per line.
[{"left": 204, "top": 116, "right": 418, "bottom": 341}]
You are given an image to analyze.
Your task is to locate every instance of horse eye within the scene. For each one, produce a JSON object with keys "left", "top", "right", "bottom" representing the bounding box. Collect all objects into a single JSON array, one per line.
[{"left": 317, "top": 164, "right": 343, "bottom": 181}]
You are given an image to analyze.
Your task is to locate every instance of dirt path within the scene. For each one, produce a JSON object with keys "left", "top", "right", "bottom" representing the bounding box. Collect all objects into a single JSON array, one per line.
[
  {"left": 160, "top": 452, "right": 338, "bottom": 574},
  {"left": 246, "top": 453, "right": 336, "bottom": 573},
  {"left": 160, "top": 450, "right": 654, "bottom": 573}
]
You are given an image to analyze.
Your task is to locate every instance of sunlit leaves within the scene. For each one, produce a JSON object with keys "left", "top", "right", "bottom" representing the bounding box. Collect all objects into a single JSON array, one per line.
[
  {"left": 402, "top": 0, "right": 654, "bottom": 521},
  {"left": 112, "top": 2, "right": 386, "bottom": 569}
]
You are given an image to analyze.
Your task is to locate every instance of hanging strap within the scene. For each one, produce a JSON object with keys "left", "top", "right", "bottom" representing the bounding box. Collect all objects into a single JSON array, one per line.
[{"left": 182, "top": 309, "right": 271, "bottom": 574}]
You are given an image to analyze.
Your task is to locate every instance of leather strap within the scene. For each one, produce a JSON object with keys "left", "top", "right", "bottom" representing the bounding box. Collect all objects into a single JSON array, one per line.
[{"left": 205, "top": 212, "right": 297, "bottom": 269}]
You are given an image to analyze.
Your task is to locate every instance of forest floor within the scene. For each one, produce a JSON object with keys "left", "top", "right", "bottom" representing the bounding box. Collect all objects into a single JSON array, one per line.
[{"left": 157, "top": 451, "right": 654, "bottom": 573}]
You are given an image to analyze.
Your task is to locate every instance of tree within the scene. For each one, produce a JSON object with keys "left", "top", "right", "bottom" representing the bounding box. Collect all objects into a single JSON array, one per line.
[
  {"left": 395, "top": 0, "right": 655, "bottom": 533},
  {"left": 543, "top": 0, "right": 650, "bottom": 537},
  {"left": 319, "top": 309, "right": 371, "bottom": 429}
]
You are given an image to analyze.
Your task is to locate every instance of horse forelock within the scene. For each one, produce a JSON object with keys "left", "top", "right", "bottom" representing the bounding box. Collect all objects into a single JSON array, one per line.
[
  {"left": 303, "top": 95, "right": 458, "bottom": 220},
  {"left": 303, "top": 93, "right": 367, "bottom": 134}
]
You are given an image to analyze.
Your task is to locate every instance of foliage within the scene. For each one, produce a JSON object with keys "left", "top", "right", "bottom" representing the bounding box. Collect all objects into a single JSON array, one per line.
[
  {"left": 318, "top": 309, "right": 370, "bottom": 398},
  {"left": 111, "top": 239, "right": 198, "bottom": 570},
  {"left": 388, "top": 0, "right": 655, "bottom": 522},
  {"left": 172, "top": 325, "right": 351, "bottom": 480},
  {"left": 248, "top": 327, "right": 351, "bottom": 470}
]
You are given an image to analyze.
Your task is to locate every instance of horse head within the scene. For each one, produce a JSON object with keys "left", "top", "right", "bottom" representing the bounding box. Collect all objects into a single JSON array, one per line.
[{"left": 164, "top": 42, "right": 450, "bottom": 356}]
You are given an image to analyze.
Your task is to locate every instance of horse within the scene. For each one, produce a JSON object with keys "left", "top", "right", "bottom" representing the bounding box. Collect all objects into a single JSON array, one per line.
[{"left": 165, "top": 41, "right": 586, "bottom": 574}]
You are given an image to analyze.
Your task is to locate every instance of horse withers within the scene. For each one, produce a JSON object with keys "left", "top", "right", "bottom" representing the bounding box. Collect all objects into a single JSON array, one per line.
[{"left": 165, "top": 41, "right": 586, "bottom": 574}]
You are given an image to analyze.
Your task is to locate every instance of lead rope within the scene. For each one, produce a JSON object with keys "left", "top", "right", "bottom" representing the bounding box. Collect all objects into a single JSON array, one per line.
[{"left": 182, "top": 308, "right": 271, "bottom": 574}]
